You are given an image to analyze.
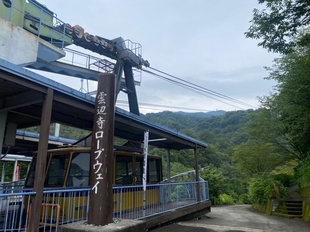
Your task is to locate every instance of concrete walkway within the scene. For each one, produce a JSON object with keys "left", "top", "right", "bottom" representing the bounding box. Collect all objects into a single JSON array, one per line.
[{"left": 152, "top": 205, "right": 310, "bottom": 232}]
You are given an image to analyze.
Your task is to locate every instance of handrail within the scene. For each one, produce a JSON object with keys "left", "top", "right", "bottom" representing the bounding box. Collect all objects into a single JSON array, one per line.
[{"left": 0, "top": 180, "right": 209, "bottom": 231}]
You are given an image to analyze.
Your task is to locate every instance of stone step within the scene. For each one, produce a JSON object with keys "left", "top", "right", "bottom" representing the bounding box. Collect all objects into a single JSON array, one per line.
[
  {"left": 272, "top": 211, "right": 303, "bottom": 218},
  {"left": 272, "top": 200, "right": 303, "bottom": 218}
]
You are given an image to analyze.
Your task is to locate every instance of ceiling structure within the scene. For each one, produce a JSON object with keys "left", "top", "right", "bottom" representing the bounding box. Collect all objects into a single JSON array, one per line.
[{"left": 0, "top": 58, "right": 207, "bottom": 156}]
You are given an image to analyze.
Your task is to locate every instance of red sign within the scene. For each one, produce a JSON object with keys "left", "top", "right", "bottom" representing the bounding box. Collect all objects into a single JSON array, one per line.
[{"left": 15, "top": 163, "right": 21, "bottom": 181}]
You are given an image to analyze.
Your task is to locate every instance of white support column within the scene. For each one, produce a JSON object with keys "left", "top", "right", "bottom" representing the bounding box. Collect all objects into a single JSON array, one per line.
[
  {"left": 143, "top": 130, "right": 149, "bottom": 217},
  {"left": 12, "top": 160, "right": 18, "bottom": 182},
  {"left": 54, "top": 123, "right": 60, "bottom": 137}
]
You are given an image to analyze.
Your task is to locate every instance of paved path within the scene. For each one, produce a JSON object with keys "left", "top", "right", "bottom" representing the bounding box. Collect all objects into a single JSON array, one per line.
[{"left": 152, "top": 205, "right": 310, "bottom": 232}]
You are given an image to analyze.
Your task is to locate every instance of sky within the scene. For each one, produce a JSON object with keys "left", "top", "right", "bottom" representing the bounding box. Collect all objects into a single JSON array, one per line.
[{"left": 36, "top": 0, "right": 278, "bottom": 114}]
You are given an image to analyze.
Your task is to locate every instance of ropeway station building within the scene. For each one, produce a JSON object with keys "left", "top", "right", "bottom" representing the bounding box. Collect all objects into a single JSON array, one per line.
[{"left": 0, "top": 1, "right": 211, "bottom": 231}]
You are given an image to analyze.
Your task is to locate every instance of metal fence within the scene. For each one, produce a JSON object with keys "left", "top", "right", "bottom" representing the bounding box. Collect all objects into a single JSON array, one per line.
[{"left": 0, "top": 181, "right": 209, "bottom": 231}]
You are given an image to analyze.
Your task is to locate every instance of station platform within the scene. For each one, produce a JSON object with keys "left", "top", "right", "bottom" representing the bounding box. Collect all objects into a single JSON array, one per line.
[{"left": 59, "top": 201, "right": 211, "bottom": 232}]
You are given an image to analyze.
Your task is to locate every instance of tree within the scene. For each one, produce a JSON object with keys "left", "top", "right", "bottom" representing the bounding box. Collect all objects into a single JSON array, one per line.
[
  {"left": 261, "top": 45, "right": 310, "bottom": 159},
  {"left": 144, "top": 110, "right": 261, "bottom": 201},
  {"left": 233, "top": 142, "right": 285, "bottom": 177},
  {"left": 245, "top": 0, "right": 310, "bottom": 54},
  {"left": 200, "top": 165, "right": 229, "bottom": 203},
  {"left": 295, "top": 155, "right": 310, "bottom": 188},
  {"left": 248, "top": 174, "right": 288, "bottom": 204},
  {"left": 246, "top": 108, "right": 295, "bottom": 158},
  {"left": 169, "top": 162, "right": 192, "bottom": 177}
]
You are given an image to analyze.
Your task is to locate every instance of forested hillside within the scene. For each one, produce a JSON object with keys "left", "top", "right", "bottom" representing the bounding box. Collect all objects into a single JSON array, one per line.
[
  {"left": 143, "top": 110, "right": 255, "bottom": 204},
  {"left": 0, "top": 109, "right": 258, "bottom": 204},
  {"left": 3, "top": 105, "right": 307, "bottom": 208},
  {"left": 144, "top": 101, "right": 309, "bottom": 207}
]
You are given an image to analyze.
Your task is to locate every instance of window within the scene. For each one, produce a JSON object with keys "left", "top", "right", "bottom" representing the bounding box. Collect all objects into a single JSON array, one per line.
[
  {"left": 135, "top": 157, "right": 143, "bottom": 184},
  {"left": 25, "top": 155, "right": 50, "bottom": 187},
  {"left": 67, "top": 152, "right": 90, "bottom": 187},
  {"left": 115, "top": 155, "right": 133, "bottom": 185},
  {"left": 45, "top": 154, "right": 69, "bottom": 187},
  {"left": 24, "top": 157, "right": 37, "bottom": 187},
  {"left": 136, "top": 156, "right": 161, "bottom": 184},
  {"left": 149, "top": 158, "right": 161, "bottom": 183}
]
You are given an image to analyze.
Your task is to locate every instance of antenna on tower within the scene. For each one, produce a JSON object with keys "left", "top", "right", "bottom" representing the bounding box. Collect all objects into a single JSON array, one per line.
[{"left": 79, "top": 78, "right": 88, "bottom": 93}]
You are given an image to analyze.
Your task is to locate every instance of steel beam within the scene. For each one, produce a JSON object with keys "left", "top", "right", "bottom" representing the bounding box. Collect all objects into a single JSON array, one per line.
[{"left": 123, "top": 62, "right": 139, "bottom": 115}]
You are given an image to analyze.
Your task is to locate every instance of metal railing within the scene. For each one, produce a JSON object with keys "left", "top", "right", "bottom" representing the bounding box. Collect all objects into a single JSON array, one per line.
[
  {"left": 60, "top": 48, "right": 116, "bottom": 73},
  {"left": 59, "top": 48, "right": 142, "bottom": 87},
  {"left": 1, "top": 0, "right": 70, "bottom": 49},
  {"left": 0, "top": 181, "right": 209, "bottom": 231},
  {"left": 0, "top": 189, "right": 34, "bottom": 232}
]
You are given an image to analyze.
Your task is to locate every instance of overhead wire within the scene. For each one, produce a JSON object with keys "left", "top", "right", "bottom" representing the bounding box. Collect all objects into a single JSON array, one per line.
[
  {"left": 142, "top": 67, "right": 257, "bottom": 109},
  {"left": 142, "top": 68, "right": 244, "bottom": 109},
  {"left": 116, "top": 100, "right": 212, "bottom": 112},
  {"left": 146, "top": 67, "right": 256, "bottom": 108}
]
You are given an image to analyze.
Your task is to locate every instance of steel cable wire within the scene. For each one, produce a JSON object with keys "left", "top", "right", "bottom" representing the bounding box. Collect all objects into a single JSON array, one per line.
[{"left": 142, "top": 68, "right": 257, "bottom": 109}]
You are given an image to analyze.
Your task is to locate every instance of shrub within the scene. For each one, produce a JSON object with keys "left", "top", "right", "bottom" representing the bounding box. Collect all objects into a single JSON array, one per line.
[
  {"left": 248, "top": 174, "right": 288, "bottom": 204},
  {"left": 273, "top": 173, "right": 295, "bottom": 187},
  {"left": 218, "top": 193, "right": 235, "bottom": 205},
  {"left": 295, "top": 156, "right": 310, "bottom": 188},
  {"left": 238, "top": 193, "right": 251, "bottom": 204}
]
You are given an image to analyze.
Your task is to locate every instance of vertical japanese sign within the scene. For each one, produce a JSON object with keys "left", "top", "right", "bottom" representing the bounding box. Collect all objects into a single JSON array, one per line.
[
  {"left": 91, "top": 90, "right": 107, "bottom": 194},
  {"left": 142, "top": 130, "right": 149, "bottom": 192},
  {"left": 88, "top": 73, "right": 115, "bottom": 226},
  {"left": 142, "top": 130, "right": 149, "bottom": 217}
]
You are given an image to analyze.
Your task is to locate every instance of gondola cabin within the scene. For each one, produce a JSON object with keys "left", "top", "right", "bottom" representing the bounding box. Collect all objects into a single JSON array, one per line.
[{"left": 24, "top": 146, "right": 162, "bottom": 220}]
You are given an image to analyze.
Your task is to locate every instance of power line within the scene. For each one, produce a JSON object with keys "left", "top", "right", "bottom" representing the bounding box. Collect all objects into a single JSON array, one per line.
[
  {"left": 116, "top": 100, "right": 212, "bottom": 112},
  {"left": 148, "top": 67, "right": 249, "bottom": 105},
  {"left": 142, "top": 68, "right": 244, "bottom": 109},
  {"left": 142, "top": 67, "right": 257, "bottom": 109},
  {"left": 147, "top": 67, "right": 256, "bottom": 108}
]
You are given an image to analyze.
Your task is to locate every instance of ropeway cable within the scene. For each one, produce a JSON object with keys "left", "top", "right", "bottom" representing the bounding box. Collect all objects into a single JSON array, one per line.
[
  {"left": 142, "top": 67, "right": 257, "bottom": 109},
  {"left": 144, "top": 67, "right": 256, "bottom": 108}
]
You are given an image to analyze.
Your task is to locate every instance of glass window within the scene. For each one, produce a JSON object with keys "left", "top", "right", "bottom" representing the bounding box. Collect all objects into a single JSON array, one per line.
[
  {"left": 45, "top": 154, "right": 69, "bottom": 187},
  {"left": 24, "top": 157, "right": 37, "bottom": 187},
  {"left": 149, "top": 158, "right": 161, "bottom": 183},
  {"left": 115, "top": 155, "right": 133, "bottom": 185},
  {"left": 67, "top": 152, "right": 90, "bottom": 187},
  {"left": 25, "top": 155, "right": 50, "bottom": 187},
  {"left": 135, "top": 157, "right": 143, "bottom": 184}
]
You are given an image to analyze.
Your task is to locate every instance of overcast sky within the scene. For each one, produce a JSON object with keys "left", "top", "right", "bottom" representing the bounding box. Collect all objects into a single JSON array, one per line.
[{"left": 37, "top": 0, "right": 278, "bottom": 114}]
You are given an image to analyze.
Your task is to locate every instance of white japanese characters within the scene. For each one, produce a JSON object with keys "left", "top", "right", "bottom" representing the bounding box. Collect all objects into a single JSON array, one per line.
[{"left": 91, "top": 91, "right": 107, "bottom": 194}]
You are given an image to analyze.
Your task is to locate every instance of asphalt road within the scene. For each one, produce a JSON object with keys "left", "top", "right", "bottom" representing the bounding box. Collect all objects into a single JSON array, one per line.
[{"left": 151, "top": 205, "right": 310, "bottom": 232}]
